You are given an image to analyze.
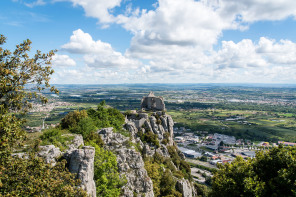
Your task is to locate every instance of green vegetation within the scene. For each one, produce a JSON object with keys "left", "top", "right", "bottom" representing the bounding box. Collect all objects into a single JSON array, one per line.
[
  {"left": 170, "top": 109, "right": 296, "bottom": 142},
  {"left": 40, "top": 128, "right": 74, "bottom": 151},
  {"left": 0, "top": 34, "right": 86, "bottom": 196},
  {"left": 143, "top": 144, "right": 193, "bottom": 196},
  {"left": 138, "top": 130, "right": 160, "bottom": 148},
  {"left": 211, "top": 145, "right": 296, "bottom": 197},
  {"left": 87, "top": 101, "right": 125, "bottom": 131},
  {"left": 0, "top": 153, "right": 86, "bottom": 196},
  {"left": 86, "top": 141, "right": 126, "bottom": 197},
  {"left": 144, "top": 154, "right": 182, "bottom": 197},
  {"left": 48, "top": 101, "right": 126, "bottom": 196},
  {"left": 194, "top": 183, "right": 210, "bottom": 197},
  {"left": 167, "top": 145, "right": 192, "bottom": 180},
  {"left": 61, "top": 110, "right": 88, "bottom": 130}
]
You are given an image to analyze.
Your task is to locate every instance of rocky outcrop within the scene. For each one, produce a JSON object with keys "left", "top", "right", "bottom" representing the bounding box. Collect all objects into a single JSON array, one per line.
[
  {"left": 125, "top": 111, "right": 197, "bottom": 197},
  {"left": 38, "top": 145, "right": 62, "bottom": 165},
  {"left": 67, "top": 146, "right": 96, "bottom": 197},
  {"left": 98, "top": 128, "right": 154, "bottom": 197},
  {"left": 64, "top": 134, "right": 84, "bottom": 160},
  {"left": 125, "top": 112, "right": 175, "bottom": 154},
  {"left": 176, "top": 178, "right": 196, "bottom": 197},
  {"left": 124, "top": 111, "right": 174, "bottom": 157},
  {"left": 67, "top": 134, "right": 84, "bottom": 150},
  {"left": 37, "top": 134, "right": 95, "bottom": 196}
]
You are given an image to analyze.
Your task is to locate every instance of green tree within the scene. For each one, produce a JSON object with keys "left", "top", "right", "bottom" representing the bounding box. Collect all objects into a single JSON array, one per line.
[
  {"left": 60, "top": 110, "right": 88, "bottom": 129},
  {"left": 0, "top": 153, "right": 87, "bottom": 196},
  {"left": 88, "top": 101, "right": 125, "bottom": 131},
  {"left": 211, "top": 145, "right": 296, "bottom": 197},
  {"left": 0, "top": 34, "right": 58, "bottom": 155},
  {"left": 0, "top": 35, "right": 86, "bottom": 196}
]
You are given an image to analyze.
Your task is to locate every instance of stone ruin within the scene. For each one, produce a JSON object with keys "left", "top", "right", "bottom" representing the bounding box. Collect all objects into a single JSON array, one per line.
[{"left": 141, "top": 92, "right": 165, "bottom": 111}]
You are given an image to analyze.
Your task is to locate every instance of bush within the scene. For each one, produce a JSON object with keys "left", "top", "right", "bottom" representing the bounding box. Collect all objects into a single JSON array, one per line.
[
  {"left": 194, "top": 183, "right": 210, "bottom": 197},
  {"left": 0, "top": 154, "right": 87, "bottom": 196},
  {"left": 86, "top": 141, "right": 126, "bottom": 197},
  {"left": 69, "top": 117, "right": 97, "bottom": 139},
  {"left": 138, "top": 130, "right": 160, "bottom": 148},
  {"left": 88, "top": 101, "right": 125, "bottom": 131},
  {"left": 167, "top": 145, "right": 192, "bottom": 180},
  {"left": 61, "top": 110, "right": 88, "bottom": 129},
  {"left": 161, "top": 132, "right": 170, "bottom": 145},
  {"left": 40, "top": 128, "right": 74, "bottom": 151}
]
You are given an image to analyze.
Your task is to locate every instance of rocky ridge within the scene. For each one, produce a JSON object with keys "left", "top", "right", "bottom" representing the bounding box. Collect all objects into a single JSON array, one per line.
[
  {"left": 37, "top": 111, "right": 196, "bottom": 197},
  {"left": 38, "top": 134, "right": 96, "bottom": 197},
  {"left": 98, "top": 127, "right": 154, "bottom": 197},
  {"left": 122, "top": 111, "right": 196, "bottom": 197}
]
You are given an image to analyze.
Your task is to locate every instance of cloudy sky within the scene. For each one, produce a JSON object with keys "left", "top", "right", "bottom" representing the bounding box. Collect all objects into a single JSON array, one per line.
[{"left": 1, "top": 0, "right": 296, "bottom": 84}]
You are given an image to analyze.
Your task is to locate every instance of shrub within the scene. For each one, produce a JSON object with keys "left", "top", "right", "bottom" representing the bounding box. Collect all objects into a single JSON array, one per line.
[
  {"left": 69, "top": 117, "right": 97, "bottom": 139},
  {"left": 40, "top": 128, "right": 74, "bottom": 151},
  {"left": 0, "top": 153, "right": 87, "bottom": 196},
  {"left": 138, "top": 130, "right": 160, "bottom": 148},
  {"left": 86, "top": 141, "right": 126, "bottom": 197},
  {"left": 60, "top": 110, "right": 88, "bottom": 129}
]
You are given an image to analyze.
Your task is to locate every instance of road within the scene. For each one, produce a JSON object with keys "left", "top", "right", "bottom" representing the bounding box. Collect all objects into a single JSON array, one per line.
[{"left": 186, "top": 158, "right": 218, "bottom": 169}]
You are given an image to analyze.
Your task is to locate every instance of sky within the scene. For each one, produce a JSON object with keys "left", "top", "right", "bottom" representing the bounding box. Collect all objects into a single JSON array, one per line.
[{"left": 1, "top": 0, "right": 296, "bottom": 84}]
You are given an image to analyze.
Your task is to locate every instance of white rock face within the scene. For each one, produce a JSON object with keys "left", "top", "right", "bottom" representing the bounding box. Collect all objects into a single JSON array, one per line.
[
  {"left": 67, "top": 146, "right": 96, "bottom": 197},
  {"left": 125, "top": 111, "right": 197, "bottom": 196},
  {"left": 176, "top": 178, "right": 196, "bottom": 197},
  {"left": 98, "top": 128, "right": 154, "bottom": 197},
  {"left": 67, "top": 134, "right": 84, "bottom": 150},
  {"left": 38, "top": 145, "right": 62, "bottom": 165}
]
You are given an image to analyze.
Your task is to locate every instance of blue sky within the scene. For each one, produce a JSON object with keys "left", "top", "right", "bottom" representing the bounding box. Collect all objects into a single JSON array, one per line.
[{"left": 1, "top": 0, "right": 296, "bottom": 84}]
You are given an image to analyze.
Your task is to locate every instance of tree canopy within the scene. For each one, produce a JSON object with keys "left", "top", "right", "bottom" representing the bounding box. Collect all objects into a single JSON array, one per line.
[
  {"left": 0, "top": 34, "right": 58, "bottom": 114},
  {"left": 0, "top": 34, "right": 58, "bottom": 154},
  {"left": 211, "top": 145, "right": 296, "bottom": 197},
  {"left": 0, "top": 35, "right": 87, "bottom": 196}
]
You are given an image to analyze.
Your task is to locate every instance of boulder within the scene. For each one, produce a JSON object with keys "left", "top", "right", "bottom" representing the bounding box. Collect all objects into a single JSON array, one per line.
[
  {"left": 38, "top": 145, "right": 62, "bottom": 165},
  {"left": 68, "top": 146, "right": 96, "bottom": 197},
  {"left": 176, "top": 178, "right": 196, "bottom": 197}
]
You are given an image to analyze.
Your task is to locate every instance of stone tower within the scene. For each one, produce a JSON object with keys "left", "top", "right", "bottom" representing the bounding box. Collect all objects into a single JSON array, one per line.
[{"left": 141, "top": 92, "right": 165, "bottom": 111}]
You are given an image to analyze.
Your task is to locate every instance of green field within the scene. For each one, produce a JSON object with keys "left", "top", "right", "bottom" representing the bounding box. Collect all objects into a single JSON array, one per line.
[{"left": 168, "top": 109, "right": 296, "bottom": 142}]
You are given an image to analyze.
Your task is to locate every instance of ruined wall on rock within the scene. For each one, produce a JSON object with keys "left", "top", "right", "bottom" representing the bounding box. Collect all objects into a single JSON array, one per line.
[{"left": 141, "top": 92, "right": 165, "bottom": 111}]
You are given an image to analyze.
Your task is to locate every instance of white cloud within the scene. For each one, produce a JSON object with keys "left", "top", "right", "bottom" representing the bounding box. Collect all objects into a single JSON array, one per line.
[
  {"left": 214, "top": 39, "right": 268, "bottom": 69},
  {"left": 54, "top": 1, "right": 296, "bottom": 83},
  {"left": 120, "top": 0, "right": 227, "bottom": 52},
  {"left": 215, "top": 0, "right": 296, "bottom": 23},
  {"left": 52, "top": 54, "right": 76, "bottom": 67},
  {"left": 62, "top": 29, "right": 112, "bottom": 54},
  {"left": 62, "top": 29, "right": 140, "bottom": 69},
  {"left": 257, "top": 37, "right": 296, "bottom": 65},
  {"left": 24, "top": 0, "right": 46, "bottom": 7},
  {"left": 66, "top": 0, "right": 122, "bottom": 24},
  {"left": 213, "top": 37, "right": 296, "bottom": 69}
]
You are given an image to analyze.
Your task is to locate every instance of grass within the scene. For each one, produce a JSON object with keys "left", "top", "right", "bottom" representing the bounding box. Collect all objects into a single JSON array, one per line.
[{"left": 168, "top": 109, "right": 296, "bottom": 142}]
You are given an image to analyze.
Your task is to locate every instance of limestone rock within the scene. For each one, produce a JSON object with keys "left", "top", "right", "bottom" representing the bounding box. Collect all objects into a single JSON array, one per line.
[
  {"left": 155, "top": 144, "right": 170, "bottom": 158},
  {"left": 38, "top": 145, "right": 62, "bottom": 165},
  {"left": 11, "top": 152, "right": 29, "bottom": 159},
  {"left": 149, "top": 116, "right": 159, "bottom": 135},
  {"left": 124, "top": 122, "right": 138, "bottom": 140},
  {"left": 98, "top": 128, "right": 154, "bottom": 197},
  {"left": 64, "top": 134, "right": 84, "bottom": 161},
  {"left": 68, "top": 134, "right": 84, "bottom": 149},
  {"left": 68, "top": 146, "right": 96, "bottom": 197},
  {"left": 176, "top": 178, "right": 196, "bottom": 197}
]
